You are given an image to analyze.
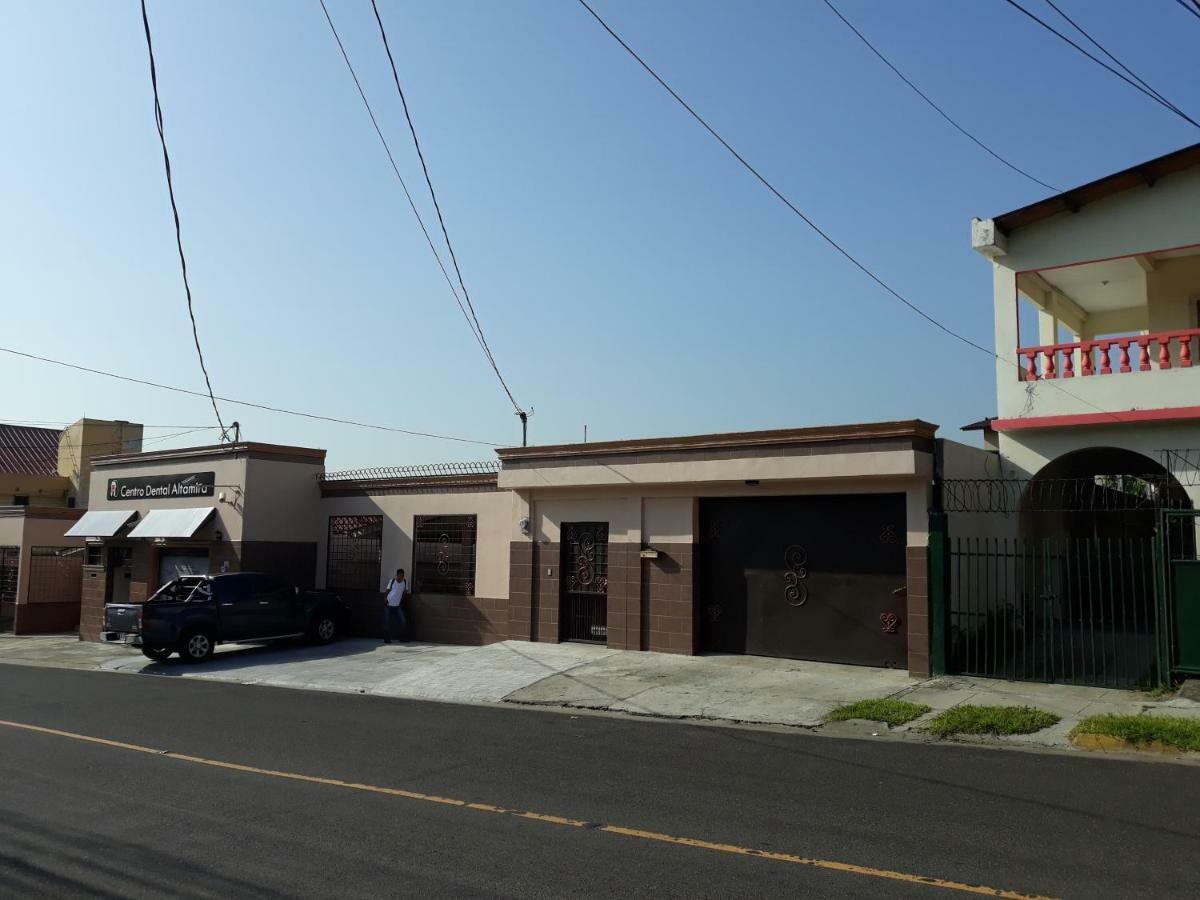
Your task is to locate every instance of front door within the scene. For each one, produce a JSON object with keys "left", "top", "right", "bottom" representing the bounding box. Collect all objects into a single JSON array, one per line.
[
  {"left": 561, "top": 522, "right": 609, "bottom": 643},
  {"left": 700, "top": 494, "right": 908, "bottom": 667}
]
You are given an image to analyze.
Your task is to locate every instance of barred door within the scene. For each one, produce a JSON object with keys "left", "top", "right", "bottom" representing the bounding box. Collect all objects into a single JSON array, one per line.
[{"left": 561, "top": 523, "right": 608, "bottom": 643}]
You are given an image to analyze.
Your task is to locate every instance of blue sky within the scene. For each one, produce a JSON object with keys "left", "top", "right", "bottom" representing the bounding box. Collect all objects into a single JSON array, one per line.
[{"left": 2, "top": 1, "right": 1197, "bottom": 468}]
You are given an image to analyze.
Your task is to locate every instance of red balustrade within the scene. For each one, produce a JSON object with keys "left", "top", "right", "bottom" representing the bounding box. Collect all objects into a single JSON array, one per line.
[{"left": 1017, "top": 328, "right": 1200, "bottom": 382}]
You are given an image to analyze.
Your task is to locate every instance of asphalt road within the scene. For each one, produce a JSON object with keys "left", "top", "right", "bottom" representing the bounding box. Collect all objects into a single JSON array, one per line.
[{"left": 0, "top": 665, "right": 1197, "bottom": 899}]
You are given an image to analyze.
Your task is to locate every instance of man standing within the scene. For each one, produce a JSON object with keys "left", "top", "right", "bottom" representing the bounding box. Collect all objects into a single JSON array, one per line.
[{"left": 383, "top": 568, "right": 407, "bottom": 644}]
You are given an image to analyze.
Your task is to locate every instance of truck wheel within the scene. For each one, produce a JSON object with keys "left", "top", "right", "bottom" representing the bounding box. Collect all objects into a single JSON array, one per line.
[
  {"left": 311, "top": 614, "right": 338, "bottom": 645},
  {"left": 141, "top": 646, "right": 173, "bottom": 662},
  {"left": 180, "top": 629, "right": 215, "bottom": 663}
]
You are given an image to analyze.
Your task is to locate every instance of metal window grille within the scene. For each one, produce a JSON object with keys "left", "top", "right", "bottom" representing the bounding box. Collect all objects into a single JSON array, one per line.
[
  {"left": 326, "top": 516, "right": 383, "bottom": 590},
  {"left": 0, "top": 546, "right": 18, "bottom": 604},
  {"left": 413, "top": 515, "right": 477, "bottom": 596},
  {"left": 85, "top": 545, "right": 104, "bottom": 567},
  {"left": 28, "top": 546, "right": 84, "bottom": 603}
]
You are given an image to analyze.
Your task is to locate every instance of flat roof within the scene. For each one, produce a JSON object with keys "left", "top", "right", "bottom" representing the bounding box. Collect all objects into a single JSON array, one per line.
[
  {"left": 496, "top": 419, "right": 938, "bottom": 462},
  {"left": 91, "top": 441, "right": 326, "bottom": 468},
  {"left": 991, "top": 142, "right": 1200, "bottom": 235}
]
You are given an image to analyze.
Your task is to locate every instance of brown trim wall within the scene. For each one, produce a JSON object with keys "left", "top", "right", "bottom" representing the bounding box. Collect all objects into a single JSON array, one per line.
[
  {"left": 906, "top": 546, "right": 930, "bottom": 677},
  {"left": 14, "top": 601, "right": 81, "bottom": 635}
]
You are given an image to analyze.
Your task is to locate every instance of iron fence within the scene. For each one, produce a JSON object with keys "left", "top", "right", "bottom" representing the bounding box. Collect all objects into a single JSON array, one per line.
[{"left": 948, "top": 535, "right": 1161, "bottom": 689}]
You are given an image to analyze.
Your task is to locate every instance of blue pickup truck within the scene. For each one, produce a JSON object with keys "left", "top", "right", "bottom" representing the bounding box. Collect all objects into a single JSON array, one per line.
[{"left": 103, "top": 572, "right": 346, "bottom": 663}]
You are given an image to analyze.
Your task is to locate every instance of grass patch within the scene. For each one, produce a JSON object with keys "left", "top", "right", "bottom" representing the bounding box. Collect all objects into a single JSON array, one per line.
[
  {"left": 925, "top": 704, "right": 1060, "bottom": 738},
  {"left": 1072, "top": 714, "right": 1200, "bottom": 752},
  {"left": 825, "top": 699, "right": 931, "bottom": 727}
]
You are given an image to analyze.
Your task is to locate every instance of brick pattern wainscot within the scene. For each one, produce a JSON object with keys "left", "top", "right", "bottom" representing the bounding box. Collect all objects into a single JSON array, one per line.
[{"left": 906, "top": 546, "right": 930, "bottom": 677}]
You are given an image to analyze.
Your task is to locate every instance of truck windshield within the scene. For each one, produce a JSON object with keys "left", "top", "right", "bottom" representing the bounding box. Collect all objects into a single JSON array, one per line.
[{"left": 148, "top": 577, "right": 209, "bottom": 603}]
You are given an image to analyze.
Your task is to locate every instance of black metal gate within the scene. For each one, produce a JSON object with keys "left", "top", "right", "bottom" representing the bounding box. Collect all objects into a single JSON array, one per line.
[
  {"left": 946, "top": 535, "right": 1161, "bottom": 689},
  {"left": 699, "top": 495, "right": 908, "bottom": 666},
  {"left": 561, "top": 522, "right": 609, "bottom": 643}
]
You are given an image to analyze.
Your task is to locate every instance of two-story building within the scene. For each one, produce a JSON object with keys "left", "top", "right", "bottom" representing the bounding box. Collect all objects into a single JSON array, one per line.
[
  {"left": 972, "top": 141, "right": 1200, "bottom": 503},
  {"left": 962, "top": 142, "right": 1200, "bottom": 688}
]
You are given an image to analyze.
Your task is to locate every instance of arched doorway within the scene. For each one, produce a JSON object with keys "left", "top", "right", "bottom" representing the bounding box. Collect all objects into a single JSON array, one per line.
[{"left": 1019, "top": 446, "right": 1192, "bottom": 542}]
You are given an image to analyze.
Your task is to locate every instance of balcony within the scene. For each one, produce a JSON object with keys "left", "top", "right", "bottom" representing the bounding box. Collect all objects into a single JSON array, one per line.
[
  {"left": 997, "top": 244, "right": 1200, "bottom": 427},
  {"left": 1019, "top": 329, "right": 1200, "bottom": 380}
]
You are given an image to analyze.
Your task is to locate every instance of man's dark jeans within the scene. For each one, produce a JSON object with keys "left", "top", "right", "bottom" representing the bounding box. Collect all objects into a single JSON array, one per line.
[{"left": 382, "top": 605, "right": 406, "bottom": 643}]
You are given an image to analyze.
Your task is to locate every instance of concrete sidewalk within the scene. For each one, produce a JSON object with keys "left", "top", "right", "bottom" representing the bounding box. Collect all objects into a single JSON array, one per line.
[{"left": 1, "top": 634, "right": 1197, "bottom": 756}]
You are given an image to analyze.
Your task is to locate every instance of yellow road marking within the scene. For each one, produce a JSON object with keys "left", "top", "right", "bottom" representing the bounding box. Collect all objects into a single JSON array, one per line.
[{"left": 0, "top": 717, "right": 1054, "bottom": 899}]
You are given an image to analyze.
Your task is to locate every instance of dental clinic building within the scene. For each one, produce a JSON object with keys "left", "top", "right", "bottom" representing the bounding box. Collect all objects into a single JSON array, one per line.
[{"left": 72, "top": 420, "right": 982, "bottom": 677}]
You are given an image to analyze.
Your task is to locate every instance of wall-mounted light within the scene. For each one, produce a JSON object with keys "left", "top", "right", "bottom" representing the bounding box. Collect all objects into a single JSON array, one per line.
[{"left": 518, "top": 516, "right": 530, "bottom": 536}]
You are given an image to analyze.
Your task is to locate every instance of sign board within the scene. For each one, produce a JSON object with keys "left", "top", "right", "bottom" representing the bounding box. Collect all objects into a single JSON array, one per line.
[{"left": 107, "top": 472, "right": 216, "bottom": 501}]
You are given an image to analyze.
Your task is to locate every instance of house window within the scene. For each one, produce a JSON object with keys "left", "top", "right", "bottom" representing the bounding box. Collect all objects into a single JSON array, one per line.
[
  {"left": 85, "top": 545, "right": 104, "bottom": 567},
  {"left": 326, "top": 515, "right": 383, "bottom": 590},
  {"left": 12, "top": 496, "right": 29, "bottom": 507},
  {"left": 413, "top": 515, "right": 477, "bottom": 596}
]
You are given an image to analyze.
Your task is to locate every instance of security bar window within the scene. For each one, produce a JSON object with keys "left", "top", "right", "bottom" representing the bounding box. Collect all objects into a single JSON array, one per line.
[
  {"left": 413, "top": 515, "right": 477, "bottom": 596},
  {"left": 326, "top": 515, "right": 383, "bottom": 590}
]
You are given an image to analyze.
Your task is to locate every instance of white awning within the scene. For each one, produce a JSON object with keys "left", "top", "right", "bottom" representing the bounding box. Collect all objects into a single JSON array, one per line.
[
  {"left": 127, "top": 507, "right": 216, "bottom": 539},
  {"left": 63, "top": 509, "right": 139, "bottom": 538}
]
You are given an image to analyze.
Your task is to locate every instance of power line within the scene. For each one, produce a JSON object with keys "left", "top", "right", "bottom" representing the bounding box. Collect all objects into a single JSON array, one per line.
[
  {"left": 0, "top": 428, "right": 218, "bottom": 455},
  {"left": 138, "top": 0, "right": 229, "bottom": 439},
  {"left": 574, "top": 0, "right": 1134, "bottom": 426},
  {"left": 1000, "top": 0, "right": 1200, "bottom": 129},
  {"left": 315, "top": 0, "right": 496, "bottom": 374},
  {"left": 1042, "top": 0, "right": 1192, "bottom": 120},
  {"left": 0, "top": 345, "right": 500, "bottom": 447},
  {"left": 1177, "top": 0, "right": 1200, "bottom": 21},
  {"left": 0, "top": 419, "right": 224, "bottom": 429},
  {"left": 820, "top": 0, "right": 1059, "bottom": 192},
  {"left": 368, "top": 0, "right": 524, "bottom": 416}
]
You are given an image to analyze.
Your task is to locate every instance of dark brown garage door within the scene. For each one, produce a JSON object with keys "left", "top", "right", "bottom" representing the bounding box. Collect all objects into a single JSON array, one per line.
[{"left": 699, "top": 494, "right": 908, "bottom": 667}]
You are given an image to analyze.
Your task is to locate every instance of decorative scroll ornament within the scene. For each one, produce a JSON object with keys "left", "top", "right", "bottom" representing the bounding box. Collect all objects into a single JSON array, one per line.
[
  {"left": 436, "top": 533, "right": 451, "bottom": 575},
  {"left": 784, "top": 545, "right": 808, "bottom": 607},
  {"left": 880, "top": 612, "right": 899, "bottom": 634},
  {"left": 567, "top": 527, "right": 607, "bottom": 595},
  {"left": 879, "top": 524, "right": 897, "bottom": 545},
  {"left": 707, "top": 604, "right": 722, "bottom": 624}
]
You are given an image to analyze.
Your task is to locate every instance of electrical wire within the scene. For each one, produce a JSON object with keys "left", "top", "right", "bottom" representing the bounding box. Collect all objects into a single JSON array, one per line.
[
  {"left": 318, "top": 0, "right": 524, "bottom": 415},
  {"left": 138, "top": 0, "right": 229, "bottom": 439},
  {"left": 1000, "top": 0, "right": 1199, "bottom": 129},
  {"left": 0, "top": 428, "right": 221, "bottom": 454},
  {"left": 1042, "top": 0, "right": 1192, "bottom": 121},
  {"left": 0, "top": 345, "right": 500, "bottom": 446},
  {"left": 820, "top": 0, "right": 1059, "bottom": 192},
  {"left": 316, "top": 0, "right": 495, "bottom": 373},
  {"left": 1177, "top": 0, "right": 1200, "bottom": 21},
  {"left": 368, "top": 0, "right": 524, "bottom": 415},
  {"left": 574, "top": 0, "right": 1136, "bottom": 426}
]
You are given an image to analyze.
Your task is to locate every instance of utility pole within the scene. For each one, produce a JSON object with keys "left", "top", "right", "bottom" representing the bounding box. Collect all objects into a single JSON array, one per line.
[{"left": 516, "top": 408, "right": 534, "bottom": 447}]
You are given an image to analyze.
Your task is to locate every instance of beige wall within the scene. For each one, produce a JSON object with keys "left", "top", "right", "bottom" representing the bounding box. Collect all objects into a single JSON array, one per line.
[
  {"left": 0, "top": 510, "right": 84, "bottom": 604},
  {"left": 500, "top": 448, "right": 927, "bottom": 490},
  {"left": 88, "top": 454, "right": 248, "bottom": 542},
  {"left": 1147, "top": 254, "right": 1200, "bottom": 333},
  {"left": 243, "top": 457, "right": 323, "bottom": 543},
  {"left": 0, "top": 473, "right": 70, "bottom": 506},
  {"left": 520, "top": 475, "right": 934, "bottom": 549},
  {"left": 59, "top": 419, "right": 144, "bottom": 506},
  {"left": 317, "top": 489, "right": 515, "bottom": 599},
  {"left": 990, "top": 167, "right": 1200, "bottom": 422}
]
